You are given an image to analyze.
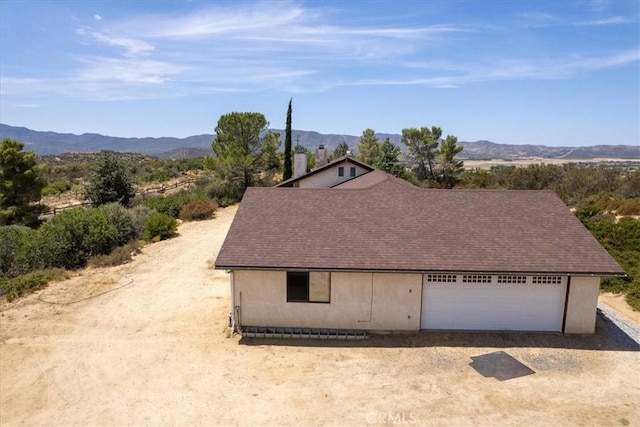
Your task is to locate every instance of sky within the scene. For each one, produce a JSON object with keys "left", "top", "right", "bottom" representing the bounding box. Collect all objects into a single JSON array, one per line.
[{"left": 1, "top": 0, "right": 639, "bottom": 147}]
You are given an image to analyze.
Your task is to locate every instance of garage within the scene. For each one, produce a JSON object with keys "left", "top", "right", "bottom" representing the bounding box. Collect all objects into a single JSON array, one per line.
[{"left": 421, "top": 274, "right": 567, "bottom": 332}]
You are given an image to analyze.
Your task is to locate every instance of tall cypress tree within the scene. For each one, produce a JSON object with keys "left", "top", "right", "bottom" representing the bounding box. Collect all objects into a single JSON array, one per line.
[{"left": 283, "top": 98, "right": 293, "bottom": 180}]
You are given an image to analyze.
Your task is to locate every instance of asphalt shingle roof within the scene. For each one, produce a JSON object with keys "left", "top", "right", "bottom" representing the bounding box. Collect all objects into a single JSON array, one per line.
[{"left": 215, "top": 180, "right": 624, "bottom": 275}]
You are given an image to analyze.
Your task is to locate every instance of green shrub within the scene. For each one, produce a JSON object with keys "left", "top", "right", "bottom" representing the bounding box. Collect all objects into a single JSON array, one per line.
[
  {"left": 144, "top": 190, "right": 193, "bottom": 218},
  {"left": 130, "top": 205, "right": 154, "bottom": 239},
  {"left": 179, "top": 200, "right": 217, "bottom": 221},
  {"left": 143, "top": 213, "right": 177, "bottom": 242},
  {"left": 39, "top": 207, "right": 119, "bottom": 269},
  {"left": 88, "top": 241, "right": 141, "bottom": 268},
  {"left": 0, "top": 225, "right": 44, "bottom": 278},
  {"left": 0, "top": 268, "right": 68, "bottom": 302},
  {"left": 41, "top": 180, "right": 72, "bottom": 197},
  {"left": 196, "top": 177, "right": 241, "bottom": 207},
  {"left": 98, "top": 202, "right": 137, "bottom": 246}
]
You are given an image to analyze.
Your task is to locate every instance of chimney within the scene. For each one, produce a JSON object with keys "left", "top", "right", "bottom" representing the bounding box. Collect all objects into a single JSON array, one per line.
[
  {"left": 315, "top": 144, "right": 327, "bottom": 168},
  {"left": 293, "top": 146, "right": 307, "bottom": 178}
]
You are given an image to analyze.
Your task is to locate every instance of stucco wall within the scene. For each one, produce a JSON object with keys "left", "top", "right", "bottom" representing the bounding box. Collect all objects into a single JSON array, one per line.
[
  {"left": 298, "top": 161, "right": 370, "bottom": 188},
  {"left": 564, "top": 276, "right": 600, "bottom": 334},
  {"left": 232, "top": 270, "right": 421, "bottom": 331}
]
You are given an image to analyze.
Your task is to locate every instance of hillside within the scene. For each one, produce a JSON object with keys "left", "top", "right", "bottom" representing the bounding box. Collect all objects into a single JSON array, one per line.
[{"left": 1, "top": 123, "right": 638, "bottom": 160}]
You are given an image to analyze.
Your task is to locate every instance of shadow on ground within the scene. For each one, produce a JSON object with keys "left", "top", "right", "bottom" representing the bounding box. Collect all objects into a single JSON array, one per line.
[{"left": 238, "top": 312, "right": 639, "bottom": 351}]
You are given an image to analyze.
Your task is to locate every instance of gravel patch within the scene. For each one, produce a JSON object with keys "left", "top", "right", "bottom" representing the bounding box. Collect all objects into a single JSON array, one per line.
[{"left": 597, "top": 304, "right": 640, "bottom": 349}]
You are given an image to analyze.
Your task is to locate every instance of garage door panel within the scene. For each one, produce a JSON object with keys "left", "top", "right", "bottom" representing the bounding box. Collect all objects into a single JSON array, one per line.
[{"left": 421, "top": 280, "right": 566, "bottom": 331}]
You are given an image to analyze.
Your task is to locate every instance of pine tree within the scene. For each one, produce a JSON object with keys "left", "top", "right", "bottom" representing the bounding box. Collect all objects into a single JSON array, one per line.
[{"left": 283, "top": 99, "right": 293, "bottom": 180}]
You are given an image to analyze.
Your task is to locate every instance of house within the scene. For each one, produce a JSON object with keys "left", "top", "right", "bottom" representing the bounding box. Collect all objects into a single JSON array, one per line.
[
  {"left": 277, "top": 152, "right": 377, "bottom": 189},
  {"left": 215, "top": 177, "right": 624, "bottom": 335}
]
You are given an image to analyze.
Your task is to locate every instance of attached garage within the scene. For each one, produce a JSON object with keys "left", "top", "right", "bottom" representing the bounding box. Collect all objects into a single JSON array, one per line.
[
  {"left": 216, "top": 174, "right": 626, "bottom": 336},
  {"left": 421, "top": 274, "right": 567, "bottom": 332}
]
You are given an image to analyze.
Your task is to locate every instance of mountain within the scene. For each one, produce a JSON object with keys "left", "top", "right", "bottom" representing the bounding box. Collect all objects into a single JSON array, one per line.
[{"left": 1, "top": 123, "right": 638, "bottom": 160}]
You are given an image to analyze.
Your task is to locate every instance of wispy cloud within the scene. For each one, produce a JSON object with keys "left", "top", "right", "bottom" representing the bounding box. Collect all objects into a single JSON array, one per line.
[
  {"left": 77, "top": 27, "right": 154, "bottom": 57},
  {"left": 2, "top": 1, "right": 638, "bottom": 101},
  {"left": 93, "top": 14, "right": 102, "bottom": 21},
  {"left": 574, "top": 16, "right": 637, "bottom": 26}
]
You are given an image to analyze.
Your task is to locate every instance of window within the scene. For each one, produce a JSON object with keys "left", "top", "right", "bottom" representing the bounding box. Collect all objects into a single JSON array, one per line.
[
  {"left": 532, "top": 276, "right": 562, "bottom": 285},
  {"left": 497, "top": 275, "right": 527, "bottom": 284},
  {"left": 350, "top": 167, "right": 356, "bottom": 177},
  {"left": 287, "top": 271, "right": 331, "bottom": 303},
  {"left": 462, "top": 275, "right": 492, "bottom": 283},
  {"left": 338, "top": 167, "right": 344, "bottom": 177},
  {"left": 426, "top": 274, "right": 457, "bottom": 282}
]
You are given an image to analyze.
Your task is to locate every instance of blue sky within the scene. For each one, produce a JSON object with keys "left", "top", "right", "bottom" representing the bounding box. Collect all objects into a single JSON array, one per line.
[{"left": 1, "top": 0, "right": 638, "bottom": 147}]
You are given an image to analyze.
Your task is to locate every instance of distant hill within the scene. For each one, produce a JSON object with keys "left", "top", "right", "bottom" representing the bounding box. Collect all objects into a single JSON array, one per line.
[{"left": 1, "top": 123, "right": 638, "bottom": 160}]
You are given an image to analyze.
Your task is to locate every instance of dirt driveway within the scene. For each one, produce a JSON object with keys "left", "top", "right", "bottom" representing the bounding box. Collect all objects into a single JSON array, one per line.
[{"left": 1, "top": 205, "right": 639, "bottom": 426}]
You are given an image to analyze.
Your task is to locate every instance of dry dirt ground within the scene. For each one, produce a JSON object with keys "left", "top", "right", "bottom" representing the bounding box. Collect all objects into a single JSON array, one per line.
[
  {"left": 1, "top": 205, "right": 639, "bottom": 426},
  {"left": 463, "top": 157, "right": 639, "bottom": 170}
]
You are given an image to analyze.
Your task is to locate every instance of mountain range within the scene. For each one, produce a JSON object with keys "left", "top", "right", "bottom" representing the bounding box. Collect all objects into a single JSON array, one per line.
[{"left": 1, "top": 123, "right": 638, "bottom": 160}]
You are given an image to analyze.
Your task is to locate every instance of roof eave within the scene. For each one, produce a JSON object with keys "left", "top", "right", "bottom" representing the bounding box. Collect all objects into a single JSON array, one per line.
[{"left": 214, "top": 265, "right": 626, "bottom": 277}]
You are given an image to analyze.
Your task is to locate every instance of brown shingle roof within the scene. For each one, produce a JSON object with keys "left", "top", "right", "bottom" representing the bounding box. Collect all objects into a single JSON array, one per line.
[{"left": 215, "top": 180, "right": 624, "bottom": 275}]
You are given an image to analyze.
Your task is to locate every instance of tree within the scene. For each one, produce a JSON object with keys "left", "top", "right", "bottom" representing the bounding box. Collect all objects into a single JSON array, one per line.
[
  {"left": 261, "top": 131, "right": 282, "bottom": 185},
  {"left": 437, "top": 135, "right": 464, "bottom": 188},
  {"left": 283, "top": 99, "right": 293, "bottom": 180},
  {"left": 210, "top": 112, "right": 273, "bottom": 194},
  {"left": 0, "top": 138, "right": 47, "bottom": 226},
  {"left": 331, "top": 142, "right": 349, "bottom": 160},
  {"left": 374, "top": 138, "right": 406, "bottom": 177},
  {"left": 84, "top": 151, "right": 136, "bottom": 207},
  {"left": 357, "top": 129, "right": 380, "bottom": 165},
  {"left": 401, "top": 126, "right": 441, "bottom": 181}
]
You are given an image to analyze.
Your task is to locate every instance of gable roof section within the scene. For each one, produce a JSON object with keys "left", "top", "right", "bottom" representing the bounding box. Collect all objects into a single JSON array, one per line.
[
  {"left": 276, "top": 155, "right": 374, "bottom": 187},
  {"left": 332, "top": 169, "right": 417, "bottom": 189},
  {"left": 216, "top": 181, "right": 624, "bottom": 276}
]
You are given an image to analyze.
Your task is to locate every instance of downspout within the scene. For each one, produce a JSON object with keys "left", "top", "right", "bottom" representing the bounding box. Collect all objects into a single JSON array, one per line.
[
  {"left": 561, "top": 276, "right": 571, "bottom": 334},
  {"left": 357, "top": 273, "right": 374, "bottom": 324},
  {"left": 229, "top": 271, "right": 238, "bottom": 335}
]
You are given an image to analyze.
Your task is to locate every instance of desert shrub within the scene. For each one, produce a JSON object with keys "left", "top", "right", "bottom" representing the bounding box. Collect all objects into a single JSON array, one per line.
[
  {"left": 616, "top": 198, "right": 640, "bottom": 216},
  {"left": 144, "top": 190, "right": 193, "bottom": 218},
  {"left": 130, "top": 205, "right": 154, "bottom": 239},
  {"left": 179, "top": 200, "right": 217, "bottom": 221},
  {"left": 88, "top": 241, "right": 141, "bottom": 268},
  {"left": 98, "top": 202, "right": 137, "bottom": 246},
  {"left": 143, "top": 213, "right": 177, "bottom": 242},
  {"left": 0, "top": 268, "right": 68, "bottom": 302},
  {"left": 196, "top": 177, "right": 240, "bottom": 207},
  {"left": 39, "top": 207, "right": 119, "bottom": 269},
  {"left": 0, "top": 225, "right": 45, "bottom": 278}
]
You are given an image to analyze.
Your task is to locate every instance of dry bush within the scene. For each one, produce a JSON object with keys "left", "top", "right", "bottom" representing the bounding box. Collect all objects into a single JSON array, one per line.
[
  {"left": 88, "top": 241, "right": 142, "bottom": 268},
  {"left": 179, "top": 199, "right": 218, "bottom": 222}
]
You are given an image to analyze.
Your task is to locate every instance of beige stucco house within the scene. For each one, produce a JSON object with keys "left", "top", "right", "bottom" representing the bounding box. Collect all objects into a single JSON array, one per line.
[
  {"left": 277, "top": 153, "right": 377, "bottom": 189},
  {"left": 216, "top": 171, "right": 624, "bottom": 336}
]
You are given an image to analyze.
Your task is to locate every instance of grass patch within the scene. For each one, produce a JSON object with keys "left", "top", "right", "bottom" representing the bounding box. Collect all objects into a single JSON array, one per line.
[{"left": 0, "top": 268, "right": 70, "bottom": 302}]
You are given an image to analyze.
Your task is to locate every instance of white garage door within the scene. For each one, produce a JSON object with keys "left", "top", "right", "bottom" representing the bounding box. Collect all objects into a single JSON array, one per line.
[{"left": 421, "top": 274, "right": 567, "bottom": 332}]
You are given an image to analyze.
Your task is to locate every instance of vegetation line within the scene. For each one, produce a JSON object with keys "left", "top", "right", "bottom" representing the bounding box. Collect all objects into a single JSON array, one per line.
[{"left": 37, "top": 278, "right": 134, "bottom": 305}]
